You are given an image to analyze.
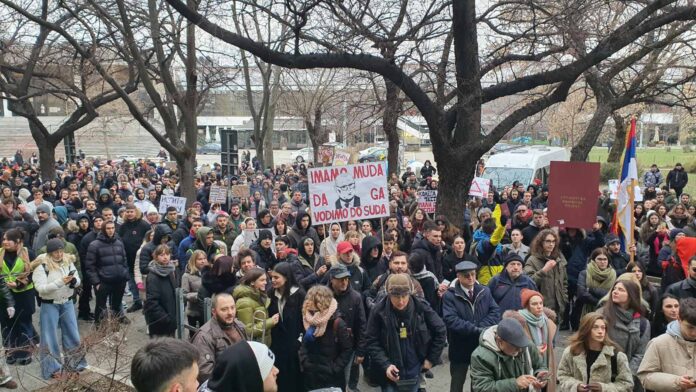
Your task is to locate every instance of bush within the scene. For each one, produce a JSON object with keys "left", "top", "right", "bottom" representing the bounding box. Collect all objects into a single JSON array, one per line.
[
  {"left": 683, "top": 145, "right": 693, "bottom": 153},
  {"left": 600, "top": 162, "right": 621, "bottom": 182},
  {"left": 684, "top": 159, "right": 696, "bottom": 174}
]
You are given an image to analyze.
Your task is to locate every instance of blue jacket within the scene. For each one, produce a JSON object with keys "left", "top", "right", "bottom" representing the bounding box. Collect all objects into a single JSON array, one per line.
[
  {"left": 487, "top": 270, "right": 537, "bottom": 314},
  {"left": 177, "top": 234, "right": 196, "bottom": 267},
  {"left": 442, "top": 282, "right": 500, "bottom": 364}
]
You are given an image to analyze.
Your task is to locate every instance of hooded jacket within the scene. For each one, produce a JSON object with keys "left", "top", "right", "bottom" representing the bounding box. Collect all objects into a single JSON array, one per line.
[
  {"left": 638, "top": 320, "right": 696, "bottom": 392},
  {"left": 469, "top": 325, "right": 547, "bottom": 392},
  {"left": 558, "top": 344, "right": 633, "bottom": 392},
  {"left": 96, "top": 189, "right": 116, "bottom": 213},
  {"left": 360, "top": 235, "right": 386, "bottom": 284},
  {"left": 139, "top": 223, "right": 175, "bottom": 275},
  {"left": 286, "top": 211, "right": 320, "bottom": 249},
  {"left": 232, "top": 284, "right": 274, "bottom": 347},
  {"left": 190, "top": 227, "right": 221, "bottom": 262}
]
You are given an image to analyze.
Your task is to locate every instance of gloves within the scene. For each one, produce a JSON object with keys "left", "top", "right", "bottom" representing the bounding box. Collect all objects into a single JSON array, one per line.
[
  {"left": 137, "top": 282, "right": 144, "bottom": 290},
  {"left": 499, "top": 215, "right": 508, "bottom": 227},
  {"left": 7, "top": 307, "right": 15, "bottom": 318}
]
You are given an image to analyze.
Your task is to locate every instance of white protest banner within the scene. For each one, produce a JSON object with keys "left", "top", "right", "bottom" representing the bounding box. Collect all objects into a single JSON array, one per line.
[
  {"left": 209, "top": 185, "right": 228, "bottom": 204},
  {"left": 159, "top": 195, "right": 187, "bottom": 215},
  {"left": 609, "top": 179, "right": 643, "bottom": 201},
  {"left": 417, "top": 190, "right": 437, "bottom": 214},
  {"left": 332, "top": 149, "right": 351, "bottom": 166},
  {"left": 308, "top": 162, "right": 389, "bottom": 224},
  {"left": 469, "top": 177, "right": 491, "bottom": 198}
]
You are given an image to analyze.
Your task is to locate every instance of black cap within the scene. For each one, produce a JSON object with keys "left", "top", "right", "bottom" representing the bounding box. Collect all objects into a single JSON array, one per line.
[
  {"left": 46, "top": 238, "right": 65, "bottom": 254},
  {"left": 503, "top": 253, "right": 524, "bottom": 268},
  {"left": 605, "top": 234, "right": 620, "bottom": 245}
]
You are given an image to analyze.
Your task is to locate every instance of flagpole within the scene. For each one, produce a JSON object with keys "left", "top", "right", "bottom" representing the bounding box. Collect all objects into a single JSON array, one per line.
[{"left": 629, "top": 115, "right": 637, "bottom": 264}]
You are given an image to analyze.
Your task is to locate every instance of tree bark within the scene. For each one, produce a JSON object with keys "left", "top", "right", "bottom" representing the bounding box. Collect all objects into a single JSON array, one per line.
[
  {"left": 607, "top": 113, "right": 627, "bottom": 163},
  {"left": 435, "top": 145, "right": 477, "bottom": 228},
  {"left": 175, "top": 152, "right": 196, "bottom": 203},
  {"left": 36, "top": 138, "right": 57, "bottom": 182},
  {"left": 570, "top": 103, "right": 613, "bottom": 161},
  {"left": 262, "top": 104, "right": 276, "bottom": 169},
  {"left": 383, "top": 79, "right": 402, "bottom": 177}
]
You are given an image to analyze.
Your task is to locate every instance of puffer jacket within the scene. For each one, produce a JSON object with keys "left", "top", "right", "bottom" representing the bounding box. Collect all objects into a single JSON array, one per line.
[
  {"left": 638, "top": 320, "right": 696, "bottom": 392},
  {"left": 232, "top": 284, "right": 274, "bottom": 346},
  {"left": 524, "top": 253, "right": 569, "bottom": 317},
  {"left": 85, "top": 232, "right": 129, "bottom": 286},
  {"left": 558, "top": 345, "right": 633, "bottom": 392},
  {"left": 32, "top": 254, "right": 80, "bottom": 303},
  {"left": 181, "top": 270, "right": 203, "bottom": 318},
  {"left": 469, "top": 325, "right": 547, "bottom": 392},
  {"left": 442, "top": 282, "right": 500, "bottom": 364},
  {"left": 410, "top": 237, "right": 444, "bottom": 281}
]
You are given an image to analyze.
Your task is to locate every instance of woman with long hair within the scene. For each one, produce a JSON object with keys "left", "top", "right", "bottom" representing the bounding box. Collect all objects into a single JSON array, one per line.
[
  {"left": 273, "top": 218, "right": 288, "bottom": 237},
  {"left": 269, "top": 262, "right": 306, "bottom": 392},
  {"left": 577, "top": 248, "right": 617, "bottom": 318},
  {"left": 650, "top": 293, "right": 679, "bottom": 338},
  {"left": 198, "top": 256, "right": 237, "bottom": 300},
  {"left": 625, "top": 261, "right": 659, "bottom": 320},
  {"left": 233, "top": 268, "right": 277, "bottom": 346},
  {"left": 410, "top": 208, "right": 428, "bottom": 237},
  {"left": 524, "top": 229, "right": 569, "bottom": 326},
  {"left": 299, "top": 285, "right": 352, "bottom": 391},
  {"left": 557, "top": 312, "right": 633, "bottom": 392},
  {"left": 181, "top": 249, "right": 208, "bottom": 336},
  {"left": 597, "top": 279, "right": 650, "bottom": 373},
  {"left": 518, "top": 289, "right": 558, "bottom": 391},
  {"left": 639, "top": 211, "right": 661, "bottom": 245},
  {"left": 143, "top": 245, "right": 178, "bottom": 338},
  {"left": 442, "top": 235, "right": 478, "bottom": 283},
  {"left": 666, "top": 204, "right": 691, "bottom": 229}
]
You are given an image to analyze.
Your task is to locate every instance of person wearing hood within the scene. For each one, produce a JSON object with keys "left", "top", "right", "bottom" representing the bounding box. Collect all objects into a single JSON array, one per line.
[
  {"left": 638, "top": 297, "right": 696, "bottom": 392},
  {"left": 211, "top": 212, "right": 238, "bottom": 254},
  {"left": 286, "top": 211, "right": 320, "bottom": 249},
  {"left": 32, "top": 204, "right": 61, "bottom": 253},
  {"left": 292, "top": 237, "right": 326, "bottom": 289},
  {"left": 361, "top": 235, "right": 386, "bottom": 284},
  {"left": 133, "top": 187, "right": 155, "bottom": 215},
  {"left": 198, "top": 341, "right": 279, "bottom": 392},
  {"left": 189, "top": 227, "right": 221, "bottom": 265},
  {"left": 443, "top": 261, "right": 500, "bottom": 392},
  {"left": 250, "top": 230, "right": 278, "bottom": 272},
  {"left": 52, "top": 206, "right": 69, "bottom": 228},
  {"left": 321, "top": 241, "right": 370, "bottom": 294},
  {"left": 96, "top": 189, "right": 116, "bottom": 213},
  {"left": 85, "top": 220, "right": 130, "bottom": 324},
  {"left": 139, "top": 223, "right": 176, "bottom": 279},
  {"left": 143, "top": 245, "right": 178, "bottom": 337},
  {"left": 66, "top": 213, "right": 90, "bottom": 249},
  {"left": 470, "top": 318, "right": 549, "bottom": 392},
  {"left": 233, "top": 269, "right": 277, "bottom": 347},
  {"left": 320, "top": 222, "right": 344, "bottom": 259}
]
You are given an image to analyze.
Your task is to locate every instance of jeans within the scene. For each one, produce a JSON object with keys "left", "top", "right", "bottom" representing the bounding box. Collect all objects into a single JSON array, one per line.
[
  {"left": 343, "top": 352, "right": 360, "bottom": 389},
  {"left": 39, "top": 302, "right": 87, "bottom": 379},
  {"left": 450, "top": 362, "right": 469, "bottom": 392},
  {"left": 95, "top": 281, "right": 127, "bottom": 323},
  {"left": 128, "top": 267, "right": 141, "bottom": 305},
  {"left": 0, "top": 290, "right": 36, "bottom": 361}
]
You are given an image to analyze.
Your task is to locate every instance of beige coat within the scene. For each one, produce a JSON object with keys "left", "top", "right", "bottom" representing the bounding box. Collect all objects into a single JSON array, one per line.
[
  {"left": 522, "top": 317, "right": 558, "bottom": 392},
  {"left": 557, "top": 345, "right": 633, "bottom": 392},
  {"left": 637, "top": 324, "right": 696, "bottom": 392}
]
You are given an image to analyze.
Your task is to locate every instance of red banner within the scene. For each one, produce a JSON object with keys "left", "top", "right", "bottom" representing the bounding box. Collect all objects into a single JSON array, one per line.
[{"left": 547, "top": 161, "right": 600, "bottom": 230}]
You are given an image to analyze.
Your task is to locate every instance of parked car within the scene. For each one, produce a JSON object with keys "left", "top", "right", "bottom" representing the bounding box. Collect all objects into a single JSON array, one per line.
[
  {"left": 197, "top": 142, "right": 221, "bottom": 155},
  {"left": 358, "top": 147, "right": 387, "bottom": 163},
  {"left": 291, "top": 147, "right": 314, "bottom": 163}
]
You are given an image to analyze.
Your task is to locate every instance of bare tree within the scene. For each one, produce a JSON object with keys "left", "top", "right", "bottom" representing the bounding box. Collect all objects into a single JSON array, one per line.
[{"left": 0, "top": 2, "right": 138, "bottom": 180}]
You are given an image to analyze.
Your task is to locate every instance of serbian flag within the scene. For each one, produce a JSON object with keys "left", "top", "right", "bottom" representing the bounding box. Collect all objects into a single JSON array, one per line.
[{"left": 614, "top": 117, "right": 638, "bottom": 251}]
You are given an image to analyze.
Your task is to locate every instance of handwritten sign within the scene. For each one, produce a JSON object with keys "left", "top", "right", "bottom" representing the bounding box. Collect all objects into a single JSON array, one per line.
[
  {"left": 468, "top": 177, "right": 491, "bottom": 198},
  {"left": 417, "top": 190, "right": 437, "bottom": 213},
  {"left": 230, "top": 184, "right": 250, "bottom": 199},
  {"left": 318, "top": 145, "right": 335, "bottom": 167},
  {"left": 159, "top": 195, "right": 187, "bottom": 215},
  {"left": 332, "top": 149, "right": 351, "bottom": 166},
  {"left": 308, "top": 162, "right": 389, "bottom": 224},
  {"left": 209, "top": 185, "right": 228, "bottom": 204}
]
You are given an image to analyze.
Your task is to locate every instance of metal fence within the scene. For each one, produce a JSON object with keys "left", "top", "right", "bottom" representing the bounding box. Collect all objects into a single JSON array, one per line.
[{"left": 175, "top": 287, "right": 212, "bottom": 340}]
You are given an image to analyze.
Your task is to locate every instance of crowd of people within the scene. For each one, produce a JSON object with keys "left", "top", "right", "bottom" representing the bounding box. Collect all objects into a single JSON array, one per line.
[{"left": 0, "top": 152, "right": 693, "bottom": 392}]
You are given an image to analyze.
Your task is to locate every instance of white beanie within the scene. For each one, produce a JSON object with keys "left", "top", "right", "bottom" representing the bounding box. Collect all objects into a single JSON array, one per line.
[
  {"left": 147, "top": 205, "right": 159, "bottom": 215},
  {"left": 247, "top": 341, "right": 275, "bottom": 380}
]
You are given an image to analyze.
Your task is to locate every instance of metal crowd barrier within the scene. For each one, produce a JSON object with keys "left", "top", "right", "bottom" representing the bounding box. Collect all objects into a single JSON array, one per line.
[{"left": 175, "top": 287, "right": 212, "bottom": 340}]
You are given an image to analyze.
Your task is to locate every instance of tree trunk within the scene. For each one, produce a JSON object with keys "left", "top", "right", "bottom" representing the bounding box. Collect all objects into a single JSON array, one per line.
[
  {"left": 435, "top": 146, "right": 477, "bottom": 227},
  {"left": 175, "top": 152, "right": 197, "bottom": 204},
  {"left": 383, "top": 79, "right": 402, "bottom": 176},
  {"left": 570, "top": 104, "right": 613, "bottom": 161},
  {"left": 36, "top": 139, "right": 57, "bottom": 182},
  {"left": 262, "top": 119, "right": 274, "bottom": 169},
  {"left": 607, "top": 113, "right": 627, "bottom": 163}
]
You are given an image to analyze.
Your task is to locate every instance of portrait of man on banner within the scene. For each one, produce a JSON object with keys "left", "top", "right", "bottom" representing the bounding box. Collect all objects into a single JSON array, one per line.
[{"left": 334, "top": 172, "right": 361, "bottom": 209}]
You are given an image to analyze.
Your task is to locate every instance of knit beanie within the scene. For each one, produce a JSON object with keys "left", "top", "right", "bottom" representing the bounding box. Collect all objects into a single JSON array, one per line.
[
  {"left": 520, "top": 288, "right": 543, "bottom": 308},
  {"left": 247, "top": 341, "right": 276, "bottom": 380}
]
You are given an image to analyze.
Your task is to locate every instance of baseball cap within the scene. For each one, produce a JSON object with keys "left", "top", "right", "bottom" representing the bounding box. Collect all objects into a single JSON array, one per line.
[
  {"left": 329, "top": 264, "right": 351, "bottom": 279},
  {"left": 337, "top": 241, "right": 353, "bottom": 255}
]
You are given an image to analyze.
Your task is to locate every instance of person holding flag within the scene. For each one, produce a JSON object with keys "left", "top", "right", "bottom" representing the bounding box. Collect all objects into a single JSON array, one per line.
[{"left": 611, "top": 117, "right": 639, "bottom": 261}]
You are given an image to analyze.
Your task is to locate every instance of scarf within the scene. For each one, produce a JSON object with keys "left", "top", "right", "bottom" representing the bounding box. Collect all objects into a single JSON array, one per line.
[
  {"left": 303, "top": 298, "right": 338, "bottom": 339},
  {"left": 148, "top": 260, "right": 175, "bottom": 277},
  {"left": 519, "top": 309, "right": 550, "bottom": 367},
  {"left": 585, "top": 260, "right": 616, "bottom": 290}
]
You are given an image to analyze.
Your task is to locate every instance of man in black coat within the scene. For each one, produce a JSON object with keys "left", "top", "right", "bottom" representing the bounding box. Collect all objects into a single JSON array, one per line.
[
  {"left": 365, "top": 273, "right": 446, "bottom": 389},
  {"left": 666, "top": 256, "right": 696, "bottom": 300},
  {"left": 409, "top": 220, "right": 444, "bottom": 281},
  {"left": 85, "top": 221, "right": 130, "bottom": 324},
  {"left": 119, "top": 203, "right": 151, "bottom": 312},
  {"left": 77, "top": 214, "right": 103, "bottom": 321},
  {"left": 666, "top": 162, "right": 689, "bottom": 197},
  {"left": 329, "top": 264, "right": 367, "bottom": 392}
]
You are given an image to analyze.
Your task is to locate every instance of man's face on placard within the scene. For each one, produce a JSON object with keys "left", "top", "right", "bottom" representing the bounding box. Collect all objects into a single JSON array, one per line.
[{"left": 335, "top": 173, "right": 355, "bottom": 201}]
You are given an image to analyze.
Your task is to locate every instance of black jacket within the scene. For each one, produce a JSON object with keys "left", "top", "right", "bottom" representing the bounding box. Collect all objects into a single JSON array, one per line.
[
  {"left": 361, "top": 236, "right": 386, "bottom": 284},
  {"left": 250, "top": 242, "right": 277, "bottom": 272},
  {"left": 118, "top": 218, "right": 151, "bottom": 267},
  {"left": 299, "top": 313, "right": 353, "bottom": 391},
  {"left": 85, "top": 232, "right": 129, "bottom": 286},
  {"left": 139, "top": 223, "right": 175, "bottom": 275},
  {"left": 666, "top": 278, "right": 696, "bottom": 300},
  {"left": 287, "top": 211, "right": 321, "bottom": 249},
  {"left": 269, "top": 287, "right": 306, "bottom": 392},
  {"left": 442, "top": 247, "right": 479, "bottom": 283},
  {"left": 144, "top": 269, "right": 178, "bottom": 336},
  {"left": 410, "top": 238, "right": 443, "bottom": 281},
  {"left": 666, "top": 168, "right": 688, "bottom": 190},
  {"left": 333, "top": 286, "right": 367, "bottom": 356},
  {"left": 365, "top": 295, "right": 447, "bottom": 386}
]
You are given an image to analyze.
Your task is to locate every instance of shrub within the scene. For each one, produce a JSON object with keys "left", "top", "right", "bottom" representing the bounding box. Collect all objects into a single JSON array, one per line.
[
  {"left": 600, "top": 162, "right": 621, "bottom": 182},
  {"left": 684, "top": 159, "right": 696, "bottom": 174}
]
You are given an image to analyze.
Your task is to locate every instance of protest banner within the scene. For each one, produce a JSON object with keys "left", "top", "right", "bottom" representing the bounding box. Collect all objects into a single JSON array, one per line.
[
  {"left": 417, "top": 190, "right": 437, "bottom": 213},
  {"left": 230, "top": 184, "right": 250, "bottom": 199},
  {"left": 209, "top": 185, "right": 228, "bottom": 204},
  {"left": 308, "top": 162, "right": 389, "bottom": 224},
  {"left": 547, "top": 161, "right": 600, "bottom": 230},
  {"left": 332, "top": 149, "right": 351, "bottom": 166},
  {"left": 159, "top": 195, "right": 187, "bottom": 215},
  {"left": 318, "top": 145, "right": 335, "bottom": 167},
  {"left": 165, "top": 161, "right": 177, "bottom": 170},
  {"left": 609, "top": 179, "right": 643, "bottom": 202},
  {"left": 468, "top": 177, "right": 491, "bottom": 198}
]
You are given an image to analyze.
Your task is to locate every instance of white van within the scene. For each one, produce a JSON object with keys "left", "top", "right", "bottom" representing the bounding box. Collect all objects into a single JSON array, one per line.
[{"left": 480, "top": 145, "right": 570, "bottom": 190}]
